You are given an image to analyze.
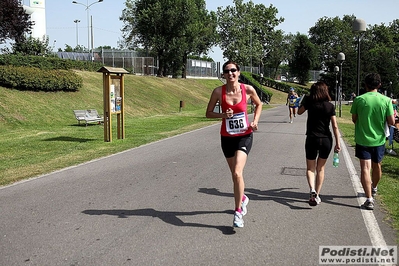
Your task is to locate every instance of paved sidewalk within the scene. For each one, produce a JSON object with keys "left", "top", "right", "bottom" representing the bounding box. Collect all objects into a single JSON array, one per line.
[{"left": 0, "top": 105, "right": 397, "bottom": 265}]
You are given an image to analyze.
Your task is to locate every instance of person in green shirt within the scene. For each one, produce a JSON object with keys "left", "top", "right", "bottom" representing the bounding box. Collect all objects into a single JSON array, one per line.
[{"left": 350, "top": 73, "right": 395, "bottom": 210}]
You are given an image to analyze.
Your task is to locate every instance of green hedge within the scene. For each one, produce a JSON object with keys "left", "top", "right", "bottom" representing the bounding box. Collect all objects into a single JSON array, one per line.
[
  {"left": 0, "top": 65, "right": 83, "bottom": 91},
  {"left": 0, "top": 54, "right": 103, "bottom": 71},
  {"left": 262, "top": 76, "right": 308, "bottom": 96},
  {"left": 241, "top": 71, "right": 273, "bottom": 102}
]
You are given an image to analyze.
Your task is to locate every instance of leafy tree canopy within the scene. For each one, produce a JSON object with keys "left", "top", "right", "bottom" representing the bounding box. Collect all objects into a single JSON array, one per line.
[
  {"left": 120, "top": 0, "right": 217, "bottom": 77},
  {"left": 217, "top": 0, "right": 284, "bottom": 67},
  {"left": 289, "top": 34, "right": 317, "bottom": 85},
  {"left": 0, "top": 0, "right": 33, "bottom": 43},
  {"left": 309, "top": 16, "right": 399, "bottom": 97}
]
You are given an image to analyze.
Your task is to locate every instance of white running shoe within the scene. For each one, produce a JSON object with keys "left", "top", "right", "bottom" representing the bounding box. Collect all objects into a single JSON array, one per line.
[
  {"left": 241, "top": 195, "right": 249, "bottom": 216},
  {"left": 315, "top": 195, "right": 321, "bottom": 205},
  {"left": 233, "top": 211, "right": 244, "bottom": 228},
  {"left": 372, "top": 186, "right": 378, "bottom": 197}
]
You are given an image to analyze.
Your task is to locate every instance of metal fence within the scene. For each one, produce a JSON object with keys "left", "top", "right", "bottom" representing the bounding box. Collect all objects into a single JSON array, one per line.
[
  {"left": 262, "top": 68, "right": 325, "bottom": 82},
  {"left": 56, "top": 49, "right": 219, "bottom": 78},
  {"left": 185, "top": 59, "right": 219, "bottom": 78},
  {"left": 55, "top": 50, "right": 324, "bottom": 80}
]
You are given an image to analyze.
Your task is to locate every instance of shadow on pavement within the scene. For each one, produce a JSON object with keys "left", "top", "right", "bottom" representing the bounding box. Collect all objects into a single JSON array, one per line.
[
  {"left": 198, "top": 187, "right": 359, "bottom": 210},
  {"left": 82, "top": 208, "right": 237, "bottom": 235}
]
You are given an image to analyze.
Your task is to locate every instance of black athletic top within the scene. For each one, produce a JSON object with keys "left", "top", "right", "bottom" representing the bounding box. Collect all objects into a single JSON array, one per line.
[{"left": 302, "top": 97, "right": 335, "bottom": 138}]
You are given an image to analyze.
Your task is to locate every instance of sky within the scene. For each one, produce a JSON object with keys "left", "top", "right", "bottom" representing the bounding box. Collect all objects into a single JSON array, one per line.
[{"left": 17, "top": 0, "right": 399, "bottom": 63}]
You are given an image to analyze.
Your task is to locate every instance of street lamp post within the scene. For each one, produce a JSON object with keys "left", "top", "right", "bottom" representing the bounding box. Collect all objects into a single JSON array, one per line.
[
  {"left": 337, "top": 52, "right": 345, "bottom": 118},
  {"left": 249, "top": 21, "right": 252, "bottom": 74},
  {"left": 334, "top": 65, "right": 339, "bottom": 109},
  {"left": 72, "top": 0, "right": 103, "bottom": 61},
  {"left": 352, "top": 18, "right": 366, "bottom": 96},
  {"left": 73, "top": 19, "right": 80, "bottom": 47},
  {"left": 250, "top": 30, "right": 252, "bottom": 73}
]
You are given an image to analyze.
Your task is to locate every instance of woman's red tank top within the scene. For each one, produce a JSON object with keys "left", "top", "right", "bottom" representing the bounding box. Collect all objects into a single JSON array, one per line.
[{"left": 220, "top": 83, "right": 253, "bottom": 137}]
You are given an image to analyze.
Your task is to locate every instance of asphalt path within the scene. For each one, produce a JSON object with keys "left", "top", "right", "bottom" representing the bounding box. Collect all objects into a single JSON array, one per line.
[{"left": 1, "top": 105, "right": 397, "bottom": 266}]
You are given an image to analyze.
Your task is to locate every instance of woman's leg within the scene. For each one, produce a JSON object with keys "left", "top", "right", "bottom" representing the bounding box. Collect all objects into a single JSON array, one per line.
[
  {"left": 315, "top": 157, "right": 328, "bottom": 194},
  {"left": 226, "top": 150, "right": 248, "bottom": 210},
  {"left": 306, "top": 159, "right": 316, "bottom": 190}
]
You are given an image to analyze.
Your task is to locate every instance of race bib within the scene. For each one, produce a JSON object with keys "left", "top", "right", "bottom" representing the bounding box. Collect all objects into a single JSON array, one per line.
[{"left": 225, "top": 112, "right": 248, "bottom": 135}]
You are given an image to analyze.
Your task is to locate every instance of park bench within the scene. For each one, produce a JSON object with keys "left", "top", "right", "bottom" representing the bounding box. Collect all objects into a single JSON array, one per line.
[{"left": 73, "top": 109, "right": 103, "bottom": 126}]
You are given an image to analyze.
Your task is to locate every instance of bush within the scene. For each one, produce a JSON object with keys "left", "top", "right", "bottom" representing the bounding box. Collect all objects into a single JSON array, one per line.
[
  {"left": 0, "top": 54, "right": 103, "bottom": 71},
  {"left": 0, "top": 65, "right": 83, "bottom": 91},
  {"left": 241, "top": 71, "right": 273, "bottom": 103},
  {"left": 262, "top": 76, "right": 308, "bottom": 95}
]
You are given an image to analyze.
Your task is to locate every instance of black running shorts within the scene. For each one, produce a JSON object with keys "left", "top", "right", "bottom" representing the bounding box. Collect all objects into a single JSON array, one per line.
[
  {"left": 305, "top": 136, "right": 332, "bottom": 160},
  {"left": 221, "top": 133, "right": 253, "bottom": 158}
]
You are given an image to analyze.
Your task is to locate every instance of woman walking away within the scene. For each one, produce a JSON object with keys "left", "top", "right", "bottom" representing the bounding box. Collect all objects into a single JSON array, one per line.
[
  {"left": 298, "top": 81, "right": 341, "bottom": 206},
  {"left": 205, "top": 60, "right": 262, "bottom": 228}
]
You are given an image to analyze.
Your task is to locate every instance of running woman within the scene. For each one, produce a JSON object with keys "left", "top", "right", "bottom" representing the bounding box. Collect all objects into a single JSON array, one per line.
[
  {"left": 286, "top": 88, "right": 298, "bottom": 123},
  {"left": 205, "top": 60, "right": 262, "bottom": 228}
]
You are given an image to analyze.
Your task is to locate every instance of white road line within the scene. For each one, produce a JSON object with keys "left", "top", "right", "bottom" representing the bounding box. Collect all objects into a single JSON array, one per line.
[{"left": 340, "top": 138, "right": 387, "bottom": 247}]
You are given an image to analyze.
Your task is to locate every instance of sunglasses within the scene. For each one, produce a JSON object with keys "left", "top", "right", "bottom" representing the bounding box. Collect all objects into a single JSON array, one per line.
[{"left": 223, "top": 68, "right": 238, "bottom": 74}]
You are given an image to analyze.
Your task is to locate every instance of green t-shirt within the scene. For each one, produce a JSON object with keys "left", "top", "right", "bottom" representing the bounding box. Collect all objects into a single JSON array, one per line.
[{"left": 350, "top": 91, "right": 394, "bottom": 147}]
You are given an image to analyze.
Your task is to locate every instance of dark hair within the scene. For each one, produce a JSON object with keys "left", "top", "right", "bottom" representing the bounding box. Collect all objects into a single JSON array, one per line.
[
  {"left": 222, "top": 60, "right": 240, "bottom": 71},
  {"left": 309, "top": 81, "right": 331, "bottom": 102},
  {"left": 364, "top": 73, "right": 381, "bottom": 90}
]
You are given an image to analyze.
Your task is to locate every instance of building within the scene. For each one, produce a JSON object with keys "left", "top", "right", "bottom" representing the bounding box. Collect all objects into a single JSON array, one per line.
[{"left": 22, "top": 0, "right": 46, "bottom": 40}]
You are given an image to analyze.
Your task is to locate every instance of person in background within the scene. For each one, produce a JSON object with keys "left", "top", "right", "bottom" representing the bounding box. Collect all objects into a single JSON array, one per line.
[
  {"left": 286, "top": 88, "right": 298, "bottom": 123},
  {"left": 350, "top": 73, "right": 395, "bottom": 210},
  {"left": 205, "top": 60, "right": 262, "bottom": 228},
  {"left": 386, "top": 99, "right": 398, "bottom": 155},
  {"left": 298, "top": 81, "right": 341, "bottom": 206},
  {"left": 393, "top": 99, "right": 398, "bottom": 125}
]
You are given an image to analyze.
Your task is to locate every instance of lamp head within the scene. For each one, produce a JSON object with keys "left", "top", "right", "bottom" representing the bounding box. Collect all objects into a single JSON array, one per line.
[
  {"left": 353, "top": 18, "right": 366, "bottom": 33},
  {"left": 98, "top": 0, "right": 104, "bottom": 2},
  {"left": 337, "top": 52, "right": 345, "bottom": 62},
  {"left": 334, "top": 66, "right": 339, "bottom": 72},
  {"left": 72, "top": 1, "right": 77, "bottom": 3}
]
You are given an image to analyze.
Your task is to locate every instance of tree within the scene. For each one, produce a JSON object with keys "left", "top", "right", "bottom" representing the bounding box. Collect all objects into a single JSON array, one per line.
[
  {"left": 362, "top": 23, "right": 399, "bottom": 96},
  {"left": 309, "top": 15, "right": 358, "bottom": 95},
  {"left": 309, "top": 15, "right": 355, "bottom": 70},
  {"left": 179, "top": 3, "right": 218, "bottom": 78},
  {"left": 10, "top": 36, "right": 53, "bottom": 56},
  {"left": 217, "top": 0, "right": 284, "bottom": 68},
  {"left": 0, "top": 0, "right": 33, "bottom": 43},
  {"left": 309, "top": 16, "right": 399, "bottom": 97},
  {"left": 265, "top": 31, "right": 293, "bottom": 79},
  {"left": 289, "top": 34, "right": 317, "bottom": 85},
  {"left": 120, "top": 0, "right": 217, "bottom": 77}
]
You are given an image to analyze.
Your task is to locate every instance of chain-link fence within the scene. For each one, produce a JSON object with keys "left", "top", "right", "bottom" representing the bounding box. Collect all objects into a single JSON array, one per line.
[
  {"left": 261, "top": 68, "right": 325, "bottom": 82},
  {"left": 56, "top": 49, "right": 220, "bottom": 77},
  {"left": 95, "top": 49, "right": 155, "bottom": 75},
  {"left": 185, "top": 59, "right": 219, "bottom": 78},
  {"left": 55, "top": 50, "right": 324, "bottom": 81}
]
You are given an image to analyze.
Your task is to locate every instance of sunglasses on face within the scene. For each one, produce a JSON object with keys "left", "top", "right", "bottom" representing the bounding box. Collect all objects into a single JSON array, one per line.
[{"left": 223, "top": 68, "right": 238, "bottom": 74}]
